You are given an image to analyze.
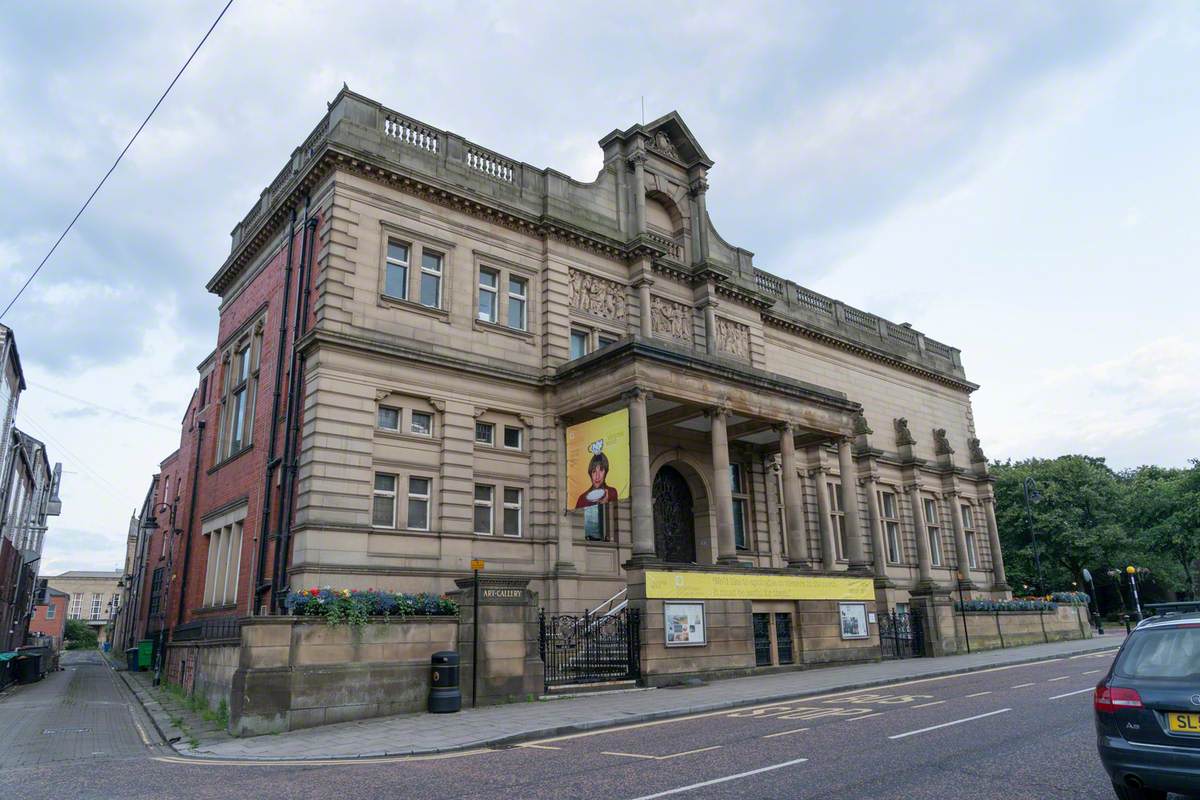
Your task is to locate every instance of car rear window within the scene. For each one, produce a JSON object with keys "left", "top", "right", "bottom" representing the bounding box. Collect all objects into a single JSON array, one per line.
[{"left": 1115, "top": 627, "right": 1200, "bottom": 679}]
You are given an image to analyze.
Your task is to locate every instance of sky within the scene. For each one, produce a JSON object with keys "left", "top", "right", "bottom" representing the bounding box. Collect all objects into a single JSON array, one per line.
[{"left": 1, "top": 1, "right": 1196, "bottom": 574}]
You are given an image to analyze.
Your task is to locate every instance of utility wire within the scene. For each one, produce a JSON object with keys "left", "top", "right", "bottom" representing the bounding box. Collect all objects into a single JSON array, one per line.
[
  {"left": 28, "top": 382, "right": 179, "bottom": 431},
  {"left": 0, "top": 0, "right": 235, "bottom": 321}
]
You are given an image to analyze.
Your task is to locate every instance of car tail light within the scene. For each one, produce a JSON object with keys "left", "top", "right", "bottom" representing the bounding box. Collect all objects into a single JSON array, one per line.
[{"left": 1095, "top": 684, "right": 1143, "bottom": 713}]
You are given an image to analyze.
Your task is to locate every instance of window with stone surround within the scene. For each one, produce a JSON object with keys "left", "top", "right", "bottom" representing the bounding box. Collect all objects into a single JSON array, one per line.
[
  {"left": 203, "top": 520, "right": 243, "bottom": 607},
  {"left": 507, "top": 275, "right": 528, "bottom": 330},
  {"left": 478, "top": 267, "right": 499, "bottom": 323},
  {"left": 217, "top": 316, "right": 264, "bottom": 463},
  {"left": 962, "top": 503, "right": 979, "bottom": 569},
  {"left": 69, "top": 593, "right": 82, "bottom": 619},
  {"left": 828, "top": 481, "right": 847, "bottom": 560},
  {"left": 372, "top": 473, "right": 397, "bottom": 528},
  {"left": 731, "top": 464, "right": 750, "bottom": 550},
  {"left": 475, "top": 422, "right": 494, "bottom": 445},
  {"left": 377, "top": 406, "right": 400, "bottom": 431},
  {"left": 408, "top": 477, "right": 431, "bottom": 531},
  {"left": 376, "top": 397, "right": 439, "bottom": 439},
  {"left": 474, "top": 485, "right": 494, "bottom": 534},
  {"left": 384, "top": 239, "right": 410, "bottom": 300},
  {"left": 476, "top": 263, "right": 532, "bottom": 333},
  {"left": 568, "top": 325, "right": 619, "bottom": 361},
  {"left": 411, "top": 411, "right": 433, "bottom": 437},
  {"left": 503, "top": 425, "right": 523, "bottom": 451},
  {"left": 880, "top": 490, "right": 902, "bottom": 564},
  {"left": 90, "top": 593, "right": 102, "bottom": 620},
  {"left": 923, "top": 497, "right": 944, "bottom": 567},
  {"left": 419, "top": 250, "right": 443, "bottom": 308},
  {"left": 503, "top": 488, "right": 523, "bottom": 537}
]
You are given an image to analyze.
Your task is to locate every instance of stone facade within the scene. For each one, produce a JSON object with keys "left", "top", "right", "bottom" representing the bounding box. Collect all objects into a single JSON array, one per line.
[{"left": 137, "top": 88, "right": 1021, "bottom": 693}]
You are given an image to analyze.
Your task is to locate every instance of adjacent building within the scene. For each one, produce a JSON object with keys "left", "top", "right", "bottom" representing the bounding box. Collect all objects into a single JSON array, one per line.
[
  {"left": 44, "top": 570, "right": 121, "bottom": 645},
  {"left": 131, "top": 89, "right": 1010, "bottom": 682},
  {"left": 28, "top": 586, "right": 68, "bottom": 651}
]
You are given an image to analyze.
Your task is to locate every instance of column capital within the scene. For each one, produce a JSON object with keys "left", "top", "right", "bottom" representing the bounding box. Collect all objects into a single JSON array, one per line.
[
  {"left": 632, "top": 276, "right": 655, "bottom": 289},
  {"left": 688, "top": 177, "right": 710, "bottom": 197},
  {"left": 903, "top": 481, "right": 924, "bottom": 494},
  {"left": 942, "top": 488, "right": 962, "bottom": 500},
  {"left": 698, "top": 296, "right": 720, "bottom": 310},
  {"left": 621, "top": 387, "right": 652, "bottom": 404},
  {"left": 704, "top": 403, "right": 731, "bottom": 420},
  {"left": 858, "top": 471, "right": 880, "bottom": 486},
  {"left": 773, "top": 421, "right": 795, "bottom": 434},
  {"left": 627, "top": 152, "right": 647, "bottom": 169}
]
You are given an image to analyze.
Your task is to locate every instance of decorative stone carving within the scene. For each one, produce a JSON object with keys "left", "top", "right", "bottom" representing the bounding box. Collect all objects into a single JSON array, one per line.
[
  {"left": 375, "top": 389, "right": 391, "bottom": 401},
  {"left": 428, "top": 397, "right": 446, "bottom": 413},
  {"left": 688, "top": 177, "right": 709, "bottom": 197},
  {"left": 968, "top": 437, "right": 987, "bottom": 464},
  {"left": 933, "top": 428, "right": 955, "bottom": 455},
  {"left": 650, "top": 296, "right": 691, "bottom": 341},
  {"left": 716, "top": 317, "right": 750, "bottom": 359},
  {"left": 569, "top": 269, "right": 627, "bottom": 323},
  {"left": 852, "top": 412, "right": 873, "bottom": 436},
  {"left": 648, "top": 131, "right": 680, "bottom": 161},
  {"left": 893, "top": 418, "right": 915, "bottom": 447}
]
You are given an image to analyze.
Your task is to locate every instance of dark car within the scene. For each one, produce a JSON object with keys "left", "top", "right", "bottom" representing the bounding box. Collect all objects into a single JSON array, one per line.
[{"left": 1095, "top": 610, "right": 1200, "bottom": 799}]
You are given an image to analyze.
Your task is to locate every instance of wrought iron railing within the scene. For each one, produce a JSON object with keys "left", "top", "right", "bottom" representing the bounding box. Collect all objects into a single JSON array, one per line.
[{"left": 171, "top": 617, "right": 241, "bottom": 642}]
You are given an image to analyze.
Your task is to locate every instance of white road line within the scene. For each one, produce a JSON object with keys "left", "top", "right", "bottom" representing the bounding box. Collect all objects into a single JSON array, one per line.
[
  {"left": 911, "top": 700, "right": 945, "bottom": 709},
  {"left": 889, "top": 709, "right": 1011, "bottom": 740},
  {"left": 517, "top": 744, "right": 562, "bottom": 750},
  {"left": 604, "top": 745, "right": 723, "bottom": 761},
  {"left": 965, "top": 691, "right": 992, "bottom": 698},
  {"left": 762, "top": 726, "right": 810, "bottom": 739},
  {"left": 1050, "top": 687, "right": 1095, "bottom": 700},
  {"left": 846, "top": 712, "right": 884, "bottom": 722},
  {"left": 1082, "top": 669, "right": 1102, "bottom": 675},
  {"left": 626, "top": 758, "right": 809, "bottom": 800},
  {"left": 1012, "top": 682, "right": 1035, "bottom": 689},
  {"left": 1047, "top": 676, "right": 1072, "bottom": 682}
]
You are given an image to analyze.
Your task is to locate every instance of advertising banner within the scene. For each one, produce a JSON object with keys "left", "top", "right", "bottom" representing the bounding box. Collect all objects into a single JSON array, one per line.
[
  {"left": 644, "top": 570, "right": 875, "bottom": 601},
  {"left": 565, "top": 408, "right": 630, "bottom": 511}
]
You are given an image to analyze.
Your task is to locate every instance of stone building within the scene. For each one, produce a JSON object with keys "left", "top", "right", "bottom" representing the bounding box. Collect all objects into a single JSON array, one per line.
[
  {"left": 144, "top": 88, "right": 1013, "bottom": 677},
  {"left": 45, "top": 570, "right": 121, "bottom": 644}
]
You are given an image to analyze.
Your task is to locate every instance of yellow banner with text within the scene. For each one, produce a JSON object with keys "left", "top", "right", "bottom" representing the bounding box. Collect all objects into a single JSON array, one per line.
[{"left": 644, "top": 570, "right": 875, "bottom": 601}]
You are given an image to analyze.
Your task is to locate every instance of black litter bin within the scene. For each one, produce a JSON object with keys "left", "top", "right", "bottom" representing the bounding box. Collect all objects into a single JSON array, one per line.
[
  {"left": 14, "top": 655, "right": 39, "bottom": 684},
  {"left": 17, "top": 646, "right": 47, "bottom": 680},
  {"left": 126, "top": 647, "right": 139, "bottom": 672},
  {"left": 429, "top": 651, "right": 461, "bottom": 713}
]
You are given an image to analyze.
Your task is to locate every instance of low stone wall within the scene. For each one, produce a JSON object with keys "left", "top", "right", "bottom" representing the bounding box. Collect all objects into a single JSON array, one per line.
[
  {"left": 166, "top": 639, "right": 239, "bottom": 711},
  {"left": 951, "top": 604, "right": 1091, "bottom": 652},
  {"left": 230, "top": 616, "right": 457, "bottom": 736}
]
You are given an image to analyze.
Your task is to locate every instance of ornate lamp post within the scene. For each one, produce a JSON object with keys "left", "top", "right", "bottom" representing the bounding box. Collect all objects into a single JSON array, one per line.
[{"left": 1022, "top": 477, "right": 1044, "bottom": 595}]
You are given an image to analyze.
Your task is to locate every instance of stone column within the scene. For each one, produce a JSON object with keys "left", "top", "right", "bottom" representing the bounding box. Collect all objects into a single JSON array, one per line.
[
  {"left": 689, "top": 177, "right": 710, "bottom": 264},
  {"left": 626, "top": 389, "right": 656, "bottom": 565},
  {"left": 708, "top": 407, "right": 738, "bottom": 565},
  {"left": 906, "top": 481, "right": 934, "bottom": 585},
  {"left": 946, "top": 488, "right": 974, "bottom": 587},
  {"left": 836, "top": 438, "right": 870, "bottom": 573},
  {"left": 630, "top": 153, "right": 647, "bottom": 235},
  {"left": 636, "top": 278, "right": 653, "bottom": 339},
  {"left": 553, "top": 418, "right": 575, "bottom": 572},
  {"left": 862, "top": 473, "right": 888, "bottom": 580},
  {"left": 983, "top": 495, "right": 1009, "bottom": 591},
  {"left": 812, "top": 465, "right": 836, "bottom": 571},
  {"left": 702, "top": 297, "right": 719, "bottom": 356},
  {"left": 777, "top": 423, "right": 810, "bottom": 568}
]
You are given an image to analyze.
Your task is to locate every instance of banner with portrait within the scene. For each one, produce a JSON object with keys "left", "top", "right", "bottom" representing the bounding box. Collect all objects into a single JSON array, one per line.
[{"left": 565, "top": 408, "right": 630, "bottom": 511}]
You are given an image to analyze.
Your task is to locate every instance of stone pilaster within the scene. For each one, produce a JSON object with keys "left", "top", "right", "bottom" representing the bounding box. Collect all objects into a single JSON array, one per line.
[
  {"left": 630, "top": 152, "right": 647, "bottom": 235},
  {"left": 777, "top": 423, "right": 810, "bottom": 568},
  {"left": 906, "top": 480, "right": 934, "bottom": 587},
  {"left": 862, "top": 472, "right": 889, "bottom": 581},
  {"left": 636, "top": 278, "right": 654, "bottom": 340},
  {"left": 837, "top": 438, "right": 870, "bottom": 573},
  {"left": 983, "top": 494, "right": 1010, "bottom": 593},
  {"left": 553, "top": 417, "right": 575, "bottom": 574},
  {"left": 626, "top": 389, "right": 656, "bottom": 566},
  {"left": 701, "top": 297, "right": 719, "bottom": 356},
  {"left": 811, "top": 464, "right": 836, "bottom": 571},
  {"left": 945, "top": 487, "right": 975, "bottom": 589},
  {"left": 708, "top": 407, "right": 738, "bottom": 565}
]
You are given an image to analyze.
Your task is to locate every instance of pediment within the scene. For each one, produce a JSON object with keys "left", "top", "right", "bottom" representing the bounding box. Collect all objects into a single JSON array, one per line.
[{"left": 643, "top": 111, "right": 713, "bottom": 168}]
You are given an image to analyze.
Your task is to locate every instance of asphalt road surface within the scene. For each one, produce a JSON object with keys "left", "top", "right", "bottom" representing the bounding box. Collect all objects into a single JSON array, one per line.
[{"left": 6, "top": 647, "right": 1188, "bottom": 800}]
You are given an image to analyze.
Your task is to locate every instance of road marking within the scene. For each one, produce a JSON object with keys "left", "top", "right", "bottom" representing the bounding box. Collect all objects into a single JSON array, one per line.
[
  {"left": 889, "top": 709, "right": 1011, "bottom": 740},
  {"left": 762, "top": 727, "right": 809, "bottom": 739},
  {"left": 1050, "top": 687, "right": 1095, "bottom": 700},
  {"left": 517, "top": 744, "right": 561, "bottom": 750},
  {"left": 965, "top": 691, "right": 992, "bottom": 698},
  {"left": 1047, "top": 676, "right": 1072, "bottom": 682},
  {"left": 153, "top": 749, "right": 492, "bottom": 767},
  {"left": 1069, "top": 649, "right": 1118, "bottom": 659},
  {"left": 604, "top": 745, "right": 723, "bottom": 761},
  {"left": 1012, "top": 683, "right": 1035, "bottom": 689},
  {"left": 846, "top": 712, "right": 884, "bottom": 722},
  {"left": 912, "top": 701, "right": 945, "bottom": 709},
  {"left": 625, "top": 758, "right": 809, "bottom": 800},
  {"left": 1081, "top": 669, "right": 1101, "bottom": 675}
]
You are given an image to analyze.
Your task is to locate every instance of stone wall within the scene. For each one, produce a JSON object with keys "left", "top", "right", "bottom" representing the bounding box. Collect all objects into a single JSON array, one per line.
[
  {"left": 166, "top": 640, "right": 239, "bottom": 712},
  {"left": 950, "top": 604, "right": 1091, "bottom": 652},
  {"left": 229, "top": 616, "right": 457, "bottom": 736}
]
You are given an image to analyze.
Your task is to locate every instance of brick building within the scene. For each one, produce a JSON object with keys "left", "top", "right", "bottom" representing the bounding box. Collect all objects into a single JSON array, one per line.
[
  {"left": 28, "top": 587, "right": 68, "bottom": 651},
  {"left": 129, "top": 89, "right": 1011, "bottom": 680}
]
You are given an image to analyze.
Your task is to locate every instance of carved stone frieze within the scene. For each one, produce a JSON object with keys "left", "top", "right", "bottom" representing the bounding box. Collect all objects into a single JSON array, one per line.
[
  {"left": 648, "top": 130, "right": 680, "bottom": 161},
  {"left": 715, "top": 317, "right": 750, "bottom": 359},
  {"left": 650, "top": 296, "right": 691, "bottom": 341},
  {"left": 569, "top": 269, "right": 627, "bottom": 323}
]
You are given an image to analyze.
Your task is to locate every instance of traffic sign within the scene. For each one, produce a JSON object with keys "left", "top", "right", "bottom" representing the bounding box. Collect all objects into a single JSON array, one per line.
[{"left": 470, "top": 559, "right": 485, "bottom": 571}]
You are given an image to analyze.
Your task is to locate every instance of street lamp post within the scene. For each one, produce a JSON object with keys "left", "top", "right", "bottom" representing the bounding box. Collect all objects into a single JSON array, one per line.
[
  {"left": 956, "top": 570, "right": 971, "bottom": 654},
  {"left": 145, "top": 499, "right": 181, "bottom": 686},
  {"left": 1126, "top": 565, "right": 1143, "bottom": 621},
  {"left": 1022, "top": 477, "right": 1044, "bottom": 595},
  {"left": 1081, "top": 569, "right": 1104, "bottom": 635}
]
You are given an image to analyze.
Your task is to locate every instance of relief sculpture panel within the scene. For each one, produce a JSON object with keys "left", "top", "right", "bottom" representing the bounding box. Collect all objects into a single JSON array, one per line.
[
  {"left": 650, "top": 296, "right": 692, "bottom": 342},
  {"left": 569, "top": 269, "right": 627, "bottom": 322},
  {"left": 716, "top": 317, "right": 751, "bottom": 360}
]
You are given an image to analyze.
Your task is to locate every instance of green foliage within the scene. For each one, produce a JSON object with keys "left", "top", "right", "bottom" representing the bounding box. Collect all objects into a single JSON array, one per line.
[
  {"left": 991, "top": 456, "right": 1200, "bottom": 611},
  {"left": 286, "top": 587, "right": 458, "bottom": 627},
  {"left": 63, "top": 619, "right": 98, "bottom": 650},
  {"left": 956, "top": 599, "right": 1057, "bottom": 612}
]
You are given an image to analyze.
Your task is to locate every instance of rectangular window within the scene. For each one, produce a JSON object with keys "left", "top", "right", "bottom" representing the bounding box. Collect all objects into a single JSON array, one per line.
[
  {"left": 503, "top": 426, "right": 523, "bottom": 450},
  {"left": 570, "top": 329, "right": 589, "bottom": 360},
  {"left": 507, "top": 276, "right": 527, "bottom": 330},
  {"left": 731, "top": 465, "right": 749, "bottom": 550},
  {"left": 69, "top": 593, "right": 82, "bottom": 619},
  {"left": 881, "top": 491, "right": 902, "bottom": 564},
  {"left": 378, "top": 406, "right": 400, "bottom": 431},
  {"left": 385, "top": 240, "right": 410, "bottom": 299},
  {"left": 924, "top": 498, "right": 943, "bottom": 567},
  {"left": 372, "top": 473, "right": 397, "bottom": 528},
  {"left": 478, "top": 267, "right": 498, "bottom": 323},
  {"left": 829, "top": 482, "right": 847, "bottom": 560},
  {"left": 503, "top": 488, "right": 523, "bottom": 537},
  {"left": 597, "top": 334, "right": 617, "bottom": 350},
  {"left": 407, "top": 477, "right": 430, "bottom": 531},
  {"left": 148, "top": 568, "right": 164, "bottom": 617},
  {"left": 584, "top": 504, "right": 606, "bottom": 541},
  {"left": 419, "top": 251, "right": 442, "bottom": 308},
  {"left": 45, "top": 604, "right": 56, "bottom": 620},
  {"left": 90, "top": 593, "right": 102, "bottom": 619},
  {"left": 229, "top": 344, "right": 251, "bottom": 451},
  {"left": 411, "top": 411, "right": 433, "bottom": 436},
  {"left": 475, "top": 422, "right": 494, "bottom": 445},
  {"left": 473, "top": 485, "right": 494, "bottom": 534},
  {"left": 962, "top": 504, "right": 979, "bottom": 569}
]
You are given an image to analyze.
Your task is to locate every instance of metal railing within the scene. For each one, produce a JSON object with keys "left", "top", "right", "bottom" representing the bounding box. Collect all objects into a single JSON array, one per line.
[{"left": 171, "top": 617, "right": 241, "bottom": 642}]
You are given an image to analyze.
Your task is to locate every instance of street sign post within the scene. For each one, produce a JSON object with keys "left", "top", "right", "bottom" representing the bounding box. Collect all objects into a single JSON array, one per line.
[{"left": 470, "top": 560, "right": 483, "bottom": 706}]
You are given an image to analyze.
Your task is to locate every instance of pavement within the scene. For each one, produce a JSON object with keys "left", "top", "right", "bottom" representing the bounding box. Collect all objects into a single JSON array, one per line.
[{"left": 122, "top": 631, "right": 1126, "bottom": 761}]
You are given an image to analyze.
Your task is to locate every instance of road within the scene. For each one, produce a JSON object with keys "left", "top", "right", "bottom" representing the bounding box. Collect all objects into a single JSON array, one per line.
[{"left": 2, "top": 647, "right": 1178, "bottom": 800}]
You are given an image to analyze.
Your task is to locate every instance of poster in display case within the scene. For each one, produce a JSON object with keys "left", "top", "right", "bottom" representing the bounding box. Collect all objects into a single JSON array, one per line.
[{"left": 664, "top": 601, "right": 706, "bottom": 646}]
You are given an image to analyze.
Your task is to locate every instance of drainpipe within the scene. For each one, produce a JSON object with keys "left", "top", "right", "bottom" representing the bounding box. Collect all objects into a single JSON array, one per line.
[
  {"left": 270, "top": 208, "right": 317, "bottom": 611},
  {"left": 174, "top": 419, "right": 205, "bottom": 626},
  {"left": 250, "top": 209, "right": 298, "bottom": 615}
]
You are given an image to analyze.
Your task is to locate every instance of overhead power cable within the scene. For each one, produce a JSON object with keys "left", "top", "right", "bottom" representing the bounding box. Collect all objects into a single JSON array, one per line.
[{"left": 0, "top": 0, "right": 236, "bottom": 321}]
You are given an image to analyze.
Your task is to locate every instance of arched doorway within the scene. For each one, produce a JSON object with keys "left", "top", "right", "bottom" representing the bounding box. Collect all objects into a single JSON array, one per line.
[{"left": 653, "top": 465, "right": 697, "bottom": 563}]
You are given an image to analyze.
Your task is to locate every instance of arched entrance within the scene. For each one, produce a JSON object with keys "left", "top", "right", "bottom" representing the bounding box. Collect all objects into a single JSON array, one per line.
[{"left": 653, "top": 465, "right": 697, "bottom": 563}]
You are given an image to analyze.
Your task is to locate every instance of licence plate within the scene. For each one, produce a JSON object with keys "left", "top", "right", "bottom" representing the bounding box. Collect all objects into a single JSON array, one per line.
[{"left": 1167, "top": 713, "right": 1200, "bottom": 734}]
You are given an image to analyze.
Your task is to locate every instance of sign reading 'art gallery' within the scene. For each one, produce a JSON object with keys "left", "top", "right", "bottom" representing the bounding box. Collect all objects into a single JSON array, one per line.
[{"left": 565, "top": 408, "right": 630, "bottom": 512}]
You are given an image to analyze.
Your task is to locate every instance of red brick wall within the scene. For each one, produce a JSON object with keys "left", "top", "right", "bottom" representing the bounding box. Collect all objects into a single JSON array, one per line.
[{"left": 29, "top": 595, "right": 67, "bottom": 649}]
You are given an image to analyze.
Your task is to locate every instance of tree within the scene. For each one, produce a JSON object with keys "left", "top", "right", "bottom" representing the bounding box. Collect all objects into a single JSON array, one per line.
[
  {"left": 1121, "top": 461, "right": 1200, "bottom": 599},
  {"left": 64, "top": 619, "right": 98, "bottom": 650}
]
